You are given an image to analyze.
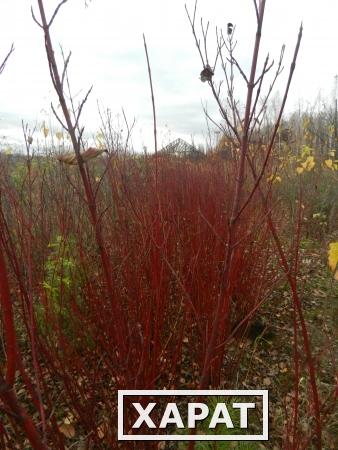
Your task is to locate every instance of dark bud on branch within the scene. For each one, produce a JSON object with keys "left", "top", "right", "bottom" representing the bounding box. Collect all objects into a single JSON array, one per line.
[
  {"left": 200, "top": 64, "right": 214, "bottom": 82},
  {"left": 227, "top": 22, "right": 233, "bottom": 35}
]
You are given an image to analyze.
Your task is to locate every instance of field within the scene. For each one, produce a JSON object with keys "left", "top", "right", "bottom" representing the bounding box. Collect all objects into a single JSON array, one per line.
[{"left": 0, "top": 1, "right": 337, "bottom": 449}]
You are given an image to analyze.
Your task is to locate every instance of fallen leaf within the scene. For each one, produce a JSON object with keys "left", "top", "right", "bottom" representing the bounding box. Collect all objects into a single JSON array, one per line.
[
  {"left": 59, "top": 422, "right": 75, "bottom": 439},
  {"left": 263, "top": 377, "right": 272, "bottom": 386},
  {"left": 97, "top": 423, "right": 106, "bottom": 439}
]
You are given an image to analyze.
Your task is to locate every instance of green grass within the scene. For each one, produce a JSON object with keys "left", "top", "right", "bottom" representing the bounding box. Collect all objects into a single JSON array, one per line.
[{"left": 177, "top": 396, "right": 261, "bottom": 450}]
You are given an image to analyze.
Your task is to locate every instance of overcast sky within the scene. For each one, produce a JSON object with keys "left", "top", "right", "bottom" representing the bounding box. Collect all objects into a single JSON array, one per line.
[{"left": 1, "top": 0, "right": 338, "bottom": 152}]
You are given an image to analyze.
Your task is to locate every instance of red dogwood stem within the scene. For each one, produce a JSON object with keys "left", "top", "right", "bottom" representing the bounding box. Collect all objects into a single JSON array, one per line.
[{"left": 0, "top": 244, "right": 16, "bottom": 386}]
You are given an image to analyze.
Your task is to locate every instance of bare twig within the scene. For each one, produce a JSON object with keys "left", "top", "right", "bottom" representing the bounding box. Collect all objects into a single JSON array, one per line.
[
  {"left": 48, "top": 0, "right": 68, "bottom": 27},
  {"left": 185, "top": 1, "right": 206, "bottom": 66},
  {"left": 143, "top": 34, "right": 158, "bottom": 184},
  {"left": 121, "top": 108, "right": 136, "bottom": 153},
  {"left": 249, "top": 45, "right": 285, "bottom": 138},
  {"left": 50, "top": 103, "right": 68, "bottom": 131},
  {"left": 227, "top": 55, "right": 249, "bottom": 84},
  {"left": 253, "top": 55, "right": 274, "bottom": 88},
  {"left": 253, "top": 0, "right": 259, "bottom": 23},
  {"left": 0, "top": 44, "right": 14, "bottom": 75},
  {"left": 202, "top": 103, "right": 226, "bottom": 134},
  {"left": 31, "top": 7, "right": 43, "bottom": 28},
  {"left": 74, "top": 85, "right": 93, "bottom": 129},
  {"left": 239, "top": 26, "right": 302, "bottom": 221},
  {"left": 61, "top": 50, "right": 72, "bottom": 87}
]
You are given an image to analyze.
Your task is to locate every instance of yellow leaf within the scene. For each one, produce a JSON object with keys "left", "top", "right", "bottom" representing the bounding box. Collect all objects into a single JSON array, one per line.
[
  {"left": 55, "top": 131, "right": 63, "bottom": 141},
  {"left": 296, "top": 167, "right": 304, "bottom": 174},
  {"left": 324, "top": 159, "right": 333, "bottom": 169},
  {"left": 301, "top": 156, "right": 315, "bottom": 171},
  {"left": 328, "top": 242, "right": 338, "bottom": 272},
  {"left": 58, "top": 423, "right": 75, "bottom": 438},
  {"left": 267, "top": 174, "right": 282, "bottom": 183}
]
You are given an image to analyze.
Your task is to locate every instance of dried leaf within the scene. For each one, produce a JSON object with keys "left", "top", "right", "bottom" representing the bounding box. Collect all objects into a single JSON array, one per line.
[
  {"left": 81, "top": 147, "right": 107, "bottom": 162},
  {"left": 263, "top": 377, "right": 272, "bottom": 386},
  {"left": 97, "top": 424, "right": 105, "bottom": 439},
  {"left": 59, "top": 422, "right": 75, "bottom": 438},
  {"left": 56, "top": 153, "right": 77, "bottom": 165}
]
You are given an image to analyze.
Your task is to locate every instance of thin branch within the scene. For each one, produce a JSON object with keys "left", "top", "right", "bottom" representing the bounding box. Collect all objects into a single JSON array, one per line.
[
  {"left": 213, "top": 27, "right": 225, "bottom": 71},
  {"left": 50, "top": 102, "right": 68, "bottom": 131},
  {"left": 192, "top": 0, "right": 197, "bottom": 26},
  {"left": 209, "top": 81, "right": 241, "bottom": 140},
  {"left": 61, "top": 50, "right": 72, "bottom": 88},
  {"left": 48, "top": 0, "right": 68, "bottom": 27},
  {"left": 121, "top": 108, "right": 136, "bottom": 153},
  {"left": 237, "top": 24, "right": 303, "bottom": 222},
  {"left": 201, "top": 18, "right": 210, "bottom": 65},
  {"left": 185, "top": 1, "right": 205, "bottom": 66},
  {"left": 219, "top": 31, "right": 241, "bottom": 131},
  {"left": 202, "top": 102, "right": 226, "bottom": 134},
  {"left": 227, "top": 55, "right": 249, "bottom": 84},
  {"left": 247, "top": 54, "right": 271, "bottom": 132},
  {"left": 143, "top": 33, "right": 158, "bottom": 184},
  {"left": 249, "top": 45, "right": 285, "bottom": 137},
  {"left": 253, "top": 0, "right": 259, "bottom": 22},
  {"left": 0, "top": 44, "right": 14, "bottom": 75},
  {"left": 77, "top": 126, "right": 85, "bottom": 150},
  {"left": 253, "top": 55, "right": 274, "bottom": 87},
  {"left": 74, "top": 85, "right": 93, "bottom": 129},
  {"left": 30, "top": 7, "right": 43, "bottom": 28}
]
